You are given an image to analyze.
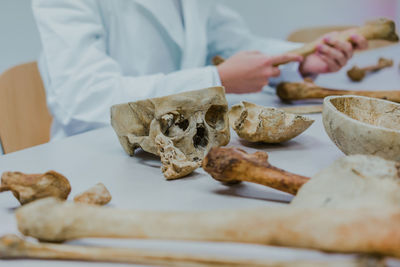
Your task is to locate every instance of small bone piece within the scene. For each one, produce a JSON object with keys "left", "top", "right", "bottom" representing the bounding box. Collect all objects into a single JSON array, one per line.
[
  {"left": 73, "top": 183, "right": 112, "bottom": 205},
  {"left": 213, "top": 18, "right": 399, "bottom": 66},
  {"left": 0, "top": 171, "right": 70, "bottom": 205},
  {"left": 15, "top": 197, "right": 400, "bottom": 258},
  {"left": 203, "top": 147, "right": 309, "bottom": 195},
  {"left": 229, "top": 102, "right": 314, "bottom": 143},
  {"left": 155, "top": 134, "right": 202, "bottom": 179},
  {"left": 0, "top": 235, "right": 381, "bottom": 267},
  {"left": 111, "top": 87, "right": 230, "bottom": 178},
  {"left": 277, "top": 79, "right": 400, "bottom": 103},
  {"left": 347, "top": 57, "right": 393, "bottom": 82},
  {"left": 280, "top": 105, "right": 323, "bottom": 114}
]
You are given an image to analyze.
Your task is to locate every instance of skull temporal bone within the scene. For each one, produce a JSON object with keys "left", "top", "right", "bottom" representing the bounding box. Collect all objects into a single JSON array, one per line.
[{"left": 110, "top": 87, "right": 230, "bottom": 178}]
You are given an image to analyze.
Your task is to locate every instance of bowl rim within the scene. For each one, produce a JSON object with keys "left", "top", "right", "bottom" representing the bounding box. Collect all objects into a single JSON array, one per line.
[{"left": 323, "top": 95, "right": 400, "bottom": 134}]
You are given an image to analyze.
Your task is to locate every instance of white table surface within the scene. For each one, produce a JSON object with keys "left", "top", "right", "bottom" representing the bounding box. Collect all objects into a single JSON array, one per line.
[{"left": 1, "top": 44, "right": 399, "bottom": 266}]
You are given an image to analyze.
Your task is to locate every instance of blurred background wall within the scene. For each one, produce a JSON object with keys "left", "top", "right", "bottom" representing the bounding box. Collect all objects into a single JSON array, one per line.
[{"left": 0, "top": 0, "right": 398, "bottom": 74}]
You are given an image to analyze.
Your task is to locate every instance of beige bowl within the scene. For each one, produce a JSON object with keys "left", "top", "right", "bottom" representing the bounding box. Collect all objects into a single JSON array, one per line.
[{"left": 323, "top": 95, "right": 400, "bottom": 161}]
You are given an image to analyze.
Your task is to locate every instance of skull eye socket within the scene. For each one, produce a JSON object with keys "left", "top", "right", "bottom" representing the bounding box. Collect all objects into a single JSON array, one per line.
[
  {"left": 205, "top": 105, "right": 226, "bottom": 130},
  {"left": 193, "top": 124, "right": 208, "bottom": 148},
  {"left": 161, "top": 113, "right": 189, "bottom": 137}
]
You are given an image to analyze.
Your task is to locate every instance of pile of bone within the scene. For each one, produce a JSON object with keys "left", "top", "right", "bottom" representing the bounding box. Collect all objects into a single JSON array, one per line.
[
  {"left": 1, "top": 152, "right": 399, "bottom": 266},
  {"left": 111, "top": 87, "right": 315, "bottom": 179}
]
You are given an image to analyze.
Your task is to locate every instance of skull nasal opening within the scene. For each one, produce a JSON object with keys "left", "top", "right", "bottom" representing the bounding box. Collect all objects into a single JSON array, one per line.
[{"left": 193, "top": 124, "right": 208, "bottom": 148}]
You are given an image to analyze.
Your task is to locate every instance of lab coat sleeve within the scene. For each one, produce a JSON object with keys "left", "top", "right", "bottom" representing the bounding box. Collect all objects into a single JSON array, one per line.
[
  {"left": 206, "top": 3, "right": 304, "bottom": 83},
  {"left": 32, "top": 0, "right": 221, "bottom": 136}
]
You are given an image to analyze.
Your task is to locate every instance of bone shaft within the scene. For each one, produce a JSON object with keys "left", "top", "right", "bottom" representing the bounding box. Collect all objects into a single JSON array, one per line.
[
  {"left": 3, "top": 239, "right": 269, "bottom": 267},
  {"left": 1, "top": 236, "right": 373, "bottom": 267},
  {"left": 16, "top": 200, "right": 400, "bottom": 257},
  {"left": 231, "top": 163, "right": 309, "bottom": 195},
  {"left": 306, "top": 87, "right": 400, "bottom": 103}
]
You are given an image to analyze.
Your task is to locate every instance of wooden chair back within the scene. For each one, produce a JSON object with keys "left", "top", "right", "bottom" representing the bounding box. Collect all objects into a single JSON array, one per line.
[{"left": 0, "top": 62, "right": 52, "bottom": 154}]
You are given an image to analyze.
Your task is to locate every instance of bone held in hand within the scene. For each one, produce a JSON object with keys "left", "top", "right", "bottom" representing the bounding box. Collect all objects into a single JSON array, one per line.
[
  {"left": 277, "top": 80, "right": 400, "bottom": 103},
  {"left": 15, "top": 197, "right": 400, "bottom": 258},
  {"left": 202, "top": 147, "right": 309, "bottom": 195},
  {"left": 213, "top": 18, "right": 399, "bottom": 66}
]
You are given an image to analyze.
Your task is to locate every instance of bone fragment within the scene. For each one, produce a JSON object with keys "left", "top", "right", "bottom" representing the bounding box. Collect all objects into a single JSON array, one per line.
[
  {"left": 203, "top": 147, "right": 308, "bottom": 195},
  {"left": 347, "top": 57, "right": 393, "bottom": 82},
  {"left": 15, "top": 197, "right": 400, "bottom": 258},
  {"left": 280, "top": 105, "right": 323, "bottom": 114},
  {"left": 213, "top": 18, "right": 399, "bottom": 66},
  {"left": 0, "top": 171, "right": 70, "bottom": 205},
  {"left": 229, "top": 102, "right": 314, "bottom": 143},
  {"left": 277, "top": 79, "right": 400, "bottom": 102},
  {"left": 73, "top": 183, "right": 112, "bottom": 205},
  {"left": 155, "top": 134, "right": 201, "bottom": 179},
  {"left": 292, "top": 154, "right": 400, "bottom": 209},
  {"left": 0, "top": 235, "right": 382, "bottom": 267}
]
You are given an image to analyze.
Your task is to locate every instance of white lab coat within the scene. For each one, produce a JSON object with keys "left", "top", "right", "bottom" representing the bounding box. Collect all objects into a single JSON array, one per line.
[{"left": 32, "top": 0, "right": 303, "bottom": 140}]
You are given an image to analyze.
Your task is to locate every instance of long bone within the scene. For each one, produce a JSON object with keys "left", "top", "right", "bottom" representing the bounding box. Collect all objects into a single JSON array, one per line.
[
  {"left": 14, "top": 197, "right": 400, "bottom": 258},
  {"left": 347, "top": 57, "right": 393, "bottom": 82},
  {"left": 276, "top": 80, "right": 400, "bottom": 102},
  {"left": 213, "top": 18, "right": 399, "bottom": 66},
  {"left": 202, "top": 147, "right": 309, "bottom": 195},
  {"left": 203, "top": 147, "right": 400, "bottom": 209},
  {"left": 0, "top": 235, "right": 381, "bottom": 267}
]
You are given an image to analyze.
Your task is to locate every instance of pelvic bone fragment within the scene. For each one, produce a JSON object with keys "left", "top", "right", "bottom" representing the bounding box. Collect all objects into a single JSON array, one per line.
[
  {"left": 73, "top": 183, "right": 112, "bottom": 205},
  {"left": 277, "top": 79, "right": 400, "bottom": 103},
  {"left": 347, "top": 57, "right": 393, "bottom": 82},
  {"left": 0, "top": 235, "right": 382, "bottom": 267},
  {"left": 229, "top": 102, "right": 314, "bottom": 143},
  {"left": 110, "top": 87, "right": 230, "bottom": 179},
  {"left": 0, "top": 171, "right": 70, "bottom": 205},
  {"left": 15, "top": 197, "right": 400, "bottom": 257}
]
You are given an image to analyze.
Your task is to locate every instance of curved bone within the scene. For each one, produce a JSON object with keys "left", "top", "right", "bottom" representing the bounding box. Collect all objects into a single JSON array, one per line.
[
  {"left": 0, "top": 171, "right": 70, "bottom": 205},
  {"left": 73, "top": 183, "right": 112, "bottom": 205},
  {"left": 15, "top": 197, "right": 400, "bottom": 258},
  {"left": 347, "top": 57, "right": 393, "bottom": 82},
  {"left": 229, "top": 102, "right": 314, "bottom": 143},
  {"left": 203, "top": 147, "right": 309, "bottom": 195},
  {"left": 213, "top": 18, "right": 399, "bottom": 66},
  {"left": 277, "top": 80, "right": 400, "bottom": 102},
  {"left": 0, "top": 235, "right": 380, "bottom": 267}
]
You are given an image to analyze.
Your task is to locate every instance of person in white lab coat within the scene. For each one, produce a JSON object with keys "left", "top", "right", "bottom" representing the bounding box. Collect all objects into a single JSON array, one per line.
[{"left": 32, "top": 0, "right": 367, "bottom": 140}]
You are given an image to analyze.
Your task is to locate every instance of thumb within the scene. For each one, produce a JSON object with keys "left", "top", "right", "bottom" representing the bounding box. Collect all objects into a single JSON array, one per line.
[{"left": 269, "top": 53, "right": 303, "bottom": 66}]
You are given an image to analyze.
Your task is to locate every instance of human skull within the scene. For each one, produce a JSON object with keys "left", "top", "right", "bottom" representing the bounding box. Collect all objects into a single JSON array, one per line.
[{"left": 110, "top": 87, "right": 230, "bottom": 179}]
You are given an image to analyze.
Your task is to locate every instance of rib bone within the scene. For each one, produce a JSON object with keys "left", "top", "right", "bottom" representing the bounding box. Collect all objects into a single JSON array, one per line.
[
  {"left": 203, "top": 147, "right": 309, "bottom": 195},
  {"left": 277, "top": 79, "right": 400, "bottom": 102},
  {"left": 15, "top": 197, "right": 400, "bottom": 258},
  {"left": 0, "top": 235, "right": 381, "bottom": 267},
  {"left": 347, "top": 57, "right": 393, "bottom": 82},
  {"left": 213, "top": 18, "right": 399, "bottom": 66}
]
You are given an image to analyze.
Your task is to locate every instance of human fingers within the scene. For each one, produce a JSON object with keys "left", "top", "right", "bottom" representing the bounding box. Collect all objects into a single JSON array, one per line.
[
  {"left": 350, "top": 34, "right": 368, "bottom": 50},
  {"left": 324, "top": 36, "right": 353, "bottom": 60},
  {"left": 267, "top": 53, "right": 303, "bottom": 66},
  {"left": 317, "top": 43, "right": 347, "bottom": 66},
  {"left": 317, "top": 53, "right": 341, "bottom": 72}
]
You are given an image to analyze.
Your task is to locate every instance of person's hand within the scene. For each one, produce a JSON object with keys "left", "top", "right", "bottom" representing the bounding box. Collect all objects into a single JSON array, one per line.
[
  {"left": 217, "top": 51, "right": 302, "bottom": 94},
  {"left": 299, "top": 30, "right": 368, "bottom": 76}
]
